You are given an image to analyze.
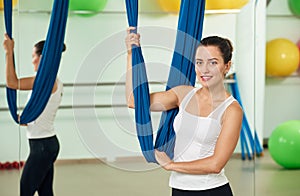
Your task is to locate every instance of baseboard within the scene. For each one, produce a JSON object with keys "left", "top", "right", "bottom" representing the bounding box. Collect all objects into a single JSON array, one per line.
[{"left": 55, "top": 158, "right": 106, "bottom": 165}]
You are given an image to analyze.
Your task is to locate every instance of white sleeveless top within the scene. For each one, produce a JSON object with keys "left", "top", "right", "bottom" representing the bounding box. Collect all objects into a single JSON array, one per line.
[
  {"left": 170, "top": 87, "right": 236, "bottom": 190},
  {"left": 27, "top": 79, "right": 63, "bottom": 139}
]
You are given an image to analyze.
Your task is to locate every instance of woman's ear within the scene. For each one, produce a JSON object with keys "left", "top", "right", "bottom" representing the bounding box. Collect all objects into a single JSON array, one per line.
[
  {"left": 225, "top": 61, "right": 232, "bottom": 72},
  {"left": 223, "top": 61, "right": 232, "bottom": 76}
]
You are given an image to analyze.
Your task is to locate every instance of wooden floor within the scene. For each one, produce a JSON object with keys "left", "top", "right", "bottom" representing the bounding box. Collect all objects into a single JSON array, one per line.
[{"left": 0, "top": 150, "right": 299, "bottom": 196}]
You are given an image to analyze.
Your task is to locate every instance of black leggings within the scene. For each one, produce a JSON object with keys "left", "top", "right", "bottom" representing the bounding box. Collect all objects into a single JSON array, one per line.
[
  {"left": 172, "top": 183, "right": 233, "bottom": 196},
  {"left": 20, "top": 136, "right": 59, "bottom": 196}
]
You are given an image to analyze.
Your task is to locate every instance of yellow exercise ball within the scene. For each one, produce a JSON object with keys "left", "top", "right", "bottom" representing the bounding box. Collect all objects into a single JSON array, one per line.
[
  {"left": 0, "top": 0, "right": 18, "bottom": 9},
  {"left": 266, "top": 38, "right": 300, "bottom": 76},
  {"left": 206, "top": 0, "right": 249, "bottom": 10},
  {"left": 157, "top": 0, "right": 180, "bottom": 12}
]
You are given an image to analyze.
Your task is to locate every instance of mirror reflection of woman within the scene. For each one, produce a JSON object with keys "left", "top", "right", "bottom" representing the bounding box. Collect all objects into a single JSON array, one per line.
[{"left": 3, "top": 34, "right": 65, "bottom": 196}]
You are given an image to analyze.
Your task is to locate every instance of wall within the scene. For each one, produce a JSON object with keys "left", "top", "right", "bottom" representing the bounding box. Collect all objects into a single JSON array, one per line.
[
  {"left": 0, "top": 0, "right": 264, "bottom": 162},
  {"left": 264, "top": 0, "right": 300, "bottom": 139}
]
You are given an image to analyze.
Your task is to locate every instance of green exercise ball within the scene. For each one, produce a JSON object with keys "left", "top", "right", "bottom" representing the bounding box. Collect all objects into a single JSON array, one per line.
[
  {"left": 268, "top": 120, "right": 300, "bottom": 169},
  {"left": 288, "top": 0, "right": 300, "bottom": 16},
  {"left": 69, "top": 0, "right": 108, "bottom": 15}
]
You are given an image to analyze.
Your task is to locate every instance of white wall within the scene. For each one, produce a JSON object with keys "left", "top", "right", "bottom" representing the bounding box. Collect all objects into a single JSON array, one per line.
[
  {"left": 235, "top": 0, "right": 266, "bottom": 152},
  {"left": 264, "top": 0, "right": 300, "bottom": 138},
  {"left": 0, "top": 0, "right": 262, "bottom": 162}
]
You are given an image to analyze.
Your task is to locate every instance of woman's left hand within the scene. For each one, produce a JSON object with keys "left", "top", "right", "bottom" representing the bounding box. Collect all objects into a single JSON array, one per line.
[{"left": 155, "top": 150, "right": 173, "bottom": 171}]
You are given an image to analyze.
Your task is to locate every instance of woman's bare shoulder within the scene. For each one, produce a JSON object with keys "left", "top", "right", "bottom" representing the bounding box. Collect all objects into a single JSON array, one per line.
[
  {"left": 227, "top": 100, "right": 243, "bottom": 116},
  {"left": 172, "top": 85, "right": 196, "bottom": 102}
]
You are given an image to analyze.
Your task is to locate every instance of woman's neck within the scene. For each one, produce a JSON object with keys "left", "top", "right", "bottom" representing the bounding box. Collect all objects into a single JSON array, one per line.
[{"left": 199, "top": 83, "right": 228, "bottom": 104}]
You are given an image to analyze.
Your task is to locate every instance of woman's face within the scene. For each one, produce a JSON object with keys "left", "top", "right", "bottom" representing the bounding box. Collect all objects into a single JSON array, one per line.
[
  {"left": 195, "top": 45, "right": 230, "bottom": 88},
  {"left": 32, "top": 47, "right": 41, "bottom": 72}
]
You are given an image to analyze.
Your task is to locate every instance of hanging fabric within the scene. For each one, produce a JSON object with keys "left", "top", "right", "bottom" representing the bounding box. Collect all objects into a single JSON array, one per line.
[
  {"left": 125, "top": 0, "right": 206, "bottom": 163},
  {"left": 228, "top": 73, "right": 263, "bottom": 160},
  {"left": 4, "top": 0, "right": 69, "bottom": 124}
]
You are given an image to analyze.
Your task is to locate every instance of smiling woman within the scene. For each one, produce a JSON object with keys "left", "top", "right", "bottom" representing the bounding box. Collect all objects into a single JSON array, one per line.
[
  {"left": 124, "top": 6, "right": 243, "bottom": 196},
  {"left": 126, "top": 29, "right": 243, "bottom": 195},
  {"left": 195, "top": 36, "right": 233, "bottom": 81}
]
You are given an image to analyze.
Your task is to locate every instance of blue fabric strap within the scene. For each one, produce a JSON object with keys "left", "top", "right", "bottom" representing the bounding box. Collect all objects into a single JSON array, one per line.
[
  {"left": 4, "top": 0, "right": 69, "bottom": 124},
  {"left": 125, "top": 0, "right": 154, "bottom": 162},
  {"left": 125, "top": 0, "right": 205, "bottom": 162},
  {"left": 229, "top": 74, "right": 263, "bottom": 160}
]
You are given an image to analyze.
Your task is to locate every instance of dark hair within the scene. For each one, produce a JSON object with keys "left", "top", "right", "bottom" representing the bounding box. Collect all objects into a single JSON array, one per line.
[
  {"left": 34, "top": 40, "right": 67, "bottom": 56},
  {"left": 199, "top": 36, "right": 233, "bottom": 64}
]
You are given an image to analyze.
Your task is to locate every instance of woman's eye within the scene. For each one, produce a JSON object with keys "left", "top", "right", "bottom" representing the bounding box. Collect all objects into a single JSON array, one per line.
[
  {"left": 196, "top": 61, "right": 203, "bottom": 65},
  {"left": 210, "top": 61, "right": 217, "bottom": 66}
]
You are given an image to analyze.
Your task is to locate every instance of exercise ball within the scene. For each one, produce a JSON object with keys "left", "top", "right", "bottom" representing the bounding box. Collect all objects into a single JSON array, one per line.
[
  {"left": 266, "top": 38, "right": 299, "bottom": 76},
  {"left": 157, "top": 0, "right": 180, "bottom": 13},
  {"left": 288, "top": 0, "right": 300, "bottom": 16},
  {"left": 69, "top": 0, "right": 108, "bottom": 14},
  {"left": 297, "top": 39, "right": 300, "bottom": 54},
  {"left": 297, "top": 39, "right": 300, "bottom": 74},
  {"left": 0, "top": 0, "right": 18, "bottom": 9},
  {"left": 268, "top": 120, "right": 300, "bottom": 169},
  {"left": 206, "top": 0, "right": 249, "bottom": 10}
]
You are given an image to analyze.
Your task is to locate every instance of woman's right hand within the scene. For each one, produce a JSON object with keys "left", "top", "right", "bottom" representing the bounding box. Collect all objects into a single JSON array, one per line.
[
  {"left": 17, "top": 114, "right": 27, "bottom": 126},
  {"left": 125, "top": 27, "right": 140, "bottom": 54},
  {"left": 3, "top": 34, "right": 14, "bottom": 54}
]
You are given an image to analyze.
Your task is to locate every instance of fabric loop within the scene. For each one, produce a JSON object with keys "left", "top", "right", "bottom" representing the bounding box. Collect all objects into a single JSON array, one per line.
[
  {"left": 4, "top": 0, "right": 69, "bottom": 124},
  {"left": 125, "top": 0, "right": 206, "bottom": 163}
]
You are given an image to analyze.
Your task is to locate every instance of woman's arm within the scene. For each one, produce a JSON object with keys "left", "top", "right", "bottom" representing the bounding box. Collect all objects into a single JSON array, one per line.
[
  {"left": 155, "top": 101, "right": 243, "bottom": 174},
  {"left": 125, "top": 27, "right": 180, "bottom": 111},
  {"left": 3, "top": 34, "right": 35, "bottom": 90}
]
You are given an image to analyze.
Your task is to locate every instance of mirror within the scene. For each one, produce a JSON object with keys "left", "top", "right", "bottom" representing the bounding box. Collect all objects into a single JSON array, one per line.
[{"left": 1, "top": 0, "right": 279, "bottom": 195}]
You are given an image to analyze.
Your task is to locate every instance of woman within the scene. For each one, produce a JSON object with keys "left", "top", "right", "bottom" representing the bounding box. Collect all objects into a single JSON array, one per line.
[
  {"left": 3, "top": 34, "right": 65, "bottom": 196},
  {"left": 125, "top": 27, "right": 243, "bottom": 195}
]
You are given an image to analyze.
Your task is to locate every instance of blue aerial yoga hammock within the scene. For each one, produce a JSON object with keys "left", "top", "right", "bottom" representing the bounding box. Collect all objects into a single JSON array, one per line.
[
  {"left": 228, "top": 73, "right": 263, "bottom": 160},
  {"left": 3, "top": 0, "right": 69, "bottom": 124},
  {"left": 125, "top": 0, "right": 206, "bottom": 163}
]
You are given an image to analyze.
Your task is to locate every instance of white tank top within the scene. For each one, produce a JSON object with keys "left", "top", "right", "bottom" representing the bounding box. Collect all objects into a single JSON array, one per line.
[
  {"left": 26, "top": 79, "right": 63, "bottom": 139},
  {"left": 170, "top": 87, "right": 236, "bottom": 190}
]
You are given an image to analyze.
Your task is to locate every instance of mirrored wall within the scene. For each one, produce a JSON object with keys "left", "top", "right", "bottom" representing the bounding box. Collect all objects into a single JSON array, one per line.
[{"left": 2, "top": 0, "right": 299, "bottom": 196}]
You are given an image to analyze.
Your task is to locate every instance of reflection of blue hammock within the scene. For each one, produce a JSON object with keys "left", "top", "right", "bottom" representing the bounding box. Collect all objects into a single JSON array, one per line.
[
  {"left": 228, "top": 73, "right": 263, "bottom": 160},
  {"left": 3, "top": 0, "right": 69, "bottom": 124}
]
